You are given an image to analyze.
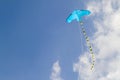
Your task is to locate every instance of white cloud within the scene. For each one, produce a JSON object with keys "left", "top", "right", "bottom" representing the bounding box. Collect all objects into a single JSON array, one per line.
[
  {"left": 50, "top": 60, "right": 63, "bottom": 80},
  {"left": 73, "top": 0, "right": 120, "bottom": 80}
]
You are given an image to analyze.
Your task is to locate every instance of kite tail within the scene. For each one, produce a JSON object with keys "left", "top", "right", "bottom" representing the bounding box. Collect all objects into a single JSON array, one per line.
[{"left": 80, "top": 22, "right": 95, "bottom": 70}]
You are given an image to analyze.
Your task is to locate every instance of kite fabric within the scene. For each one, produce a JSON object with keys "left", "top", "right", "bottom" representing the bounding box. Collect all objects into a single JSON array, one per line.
[
  {"left": 66, "top": 10, "right": 91, "bottom": 23},
  {"left": 66, "top": 10, "right": 95, "bottom": 70}
]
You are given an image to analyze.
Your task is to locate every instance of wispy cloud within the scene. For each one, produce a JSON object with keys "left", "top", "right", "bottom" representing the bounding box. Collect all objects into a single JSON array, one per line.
[
  {"left": 50, "top": 60, "right": 63, "bottom": 80},
  {"left": 73, "top": 0, "right": 120, "bottom": 80}
]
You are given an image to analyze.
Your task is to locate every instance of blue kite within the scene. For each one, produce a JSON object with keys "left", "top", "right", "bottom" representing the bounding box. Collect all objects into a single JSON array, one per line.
[
  {"left": 66, "top": 9, "right": 95, "bottom": 70},
  {"left": 66, "top": 10, "right": 91, "bottom": 23}
]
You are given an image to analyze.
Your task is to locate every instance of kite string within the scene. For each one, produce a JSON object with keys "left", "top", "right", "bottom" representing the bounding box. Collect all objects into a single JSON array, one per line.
[
  {"left": 78, "top": 23, "right": 84, "bottom": 56},
  {"left": 77, "top": 23, "right": 84, "bottom": 80}
]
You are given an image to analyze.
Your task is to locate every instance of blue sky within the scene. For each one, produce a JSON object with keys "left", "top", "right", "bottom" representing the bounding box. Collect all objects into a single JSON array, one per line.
[{"left": 0, "top": 0, "right": 94, "bottom": 80}]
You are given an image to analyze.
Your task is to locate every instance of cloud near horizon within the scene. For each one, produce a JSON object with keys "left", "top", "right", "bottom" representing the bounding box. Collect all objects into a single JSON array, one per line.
[
  {"left": 73, "top": 0, "right": 120, "bottom": 80},
  {"left": 50, "top": 60, "right": 63, "bottom": 80}
]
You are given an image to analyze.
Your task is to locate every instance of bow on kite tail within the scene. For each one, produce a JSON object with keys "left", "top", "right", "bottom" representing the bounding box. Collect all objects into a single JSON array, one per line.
[{"left": 80, "top": 22, "right": 95, "bottom": 70}]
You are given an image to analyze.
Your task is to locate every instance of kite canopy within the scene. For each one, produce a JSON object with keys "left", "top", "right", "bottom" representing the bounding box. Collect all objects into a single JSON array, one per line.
[{"left": 66, "top": 10, "right": 91, "bottom": 23}]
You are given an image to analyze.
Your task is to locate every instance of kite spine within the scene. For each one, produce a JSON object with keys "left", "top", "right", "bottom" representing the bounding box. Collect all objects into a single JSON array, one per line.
[{"left": 80, "top": 22, "right": 95, "bottom": 70}]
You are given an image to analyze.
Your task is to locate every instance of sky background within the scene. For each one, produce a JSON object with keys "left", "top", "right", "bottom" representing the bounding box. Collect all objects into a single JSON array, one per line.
[
  {"left": 0, "top": 0, "right": 93, "bottom": 80},
  {"left": 1, "top": 0, "right": 120, "bottom": 80}
]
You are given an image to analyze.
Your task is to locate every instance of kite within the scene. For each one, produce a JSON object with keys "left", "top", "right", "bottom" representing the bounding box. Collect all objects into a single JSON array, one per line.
[
  {"left": 66, "top": 10, "right": 95, "bottom": 70},
  {"left": 66, "top": 10, "right": 91, "bottom": 23}
]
